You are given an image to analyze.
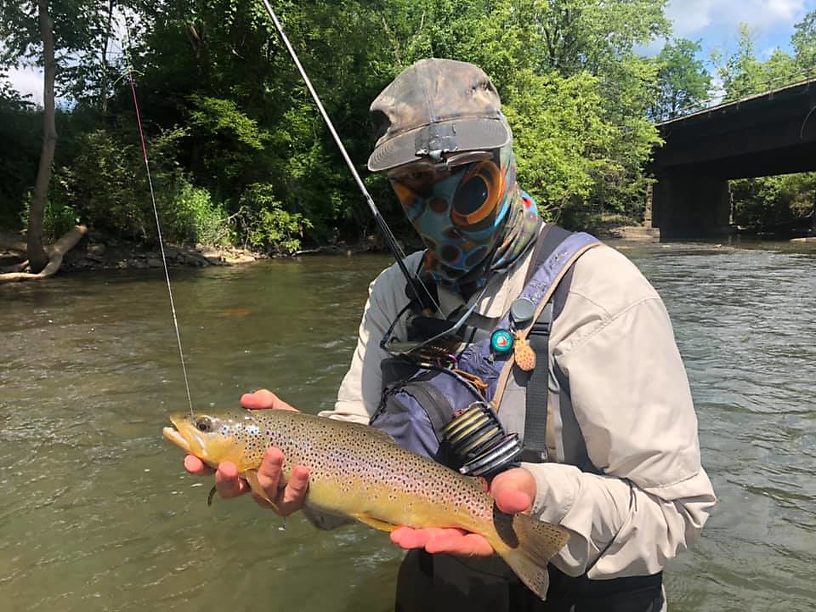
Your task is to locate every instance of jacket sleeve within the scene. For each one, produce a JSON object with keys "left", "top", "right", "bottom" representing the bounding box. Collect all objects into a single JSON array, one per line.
[{"left": 523, "top": 295, "right": 716, "bottom": 579}]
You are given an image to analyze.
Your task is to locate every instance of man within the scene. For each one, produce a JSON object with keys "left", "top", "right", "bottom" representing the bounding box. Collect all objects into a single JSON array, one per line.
[{"left": 185, "top": 59, "right": 716, "bottom": 611}]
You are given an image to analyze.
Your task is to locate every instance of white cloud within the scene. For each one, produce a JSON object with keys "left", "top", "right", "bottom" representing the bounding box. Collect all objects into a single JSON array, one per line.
[
  {"left": 667, "top": 0, "right": 809, "bottom": 38},
  {"left": 7, "top": 66, "right": 43, "bottom": 106}
]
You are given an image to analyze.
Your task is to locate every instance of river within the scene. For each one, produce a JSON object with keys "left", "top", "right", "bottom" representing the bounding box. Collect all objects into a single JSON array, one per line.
[{"left": 1, "top": 241, "right": 814, "bottom": 611}]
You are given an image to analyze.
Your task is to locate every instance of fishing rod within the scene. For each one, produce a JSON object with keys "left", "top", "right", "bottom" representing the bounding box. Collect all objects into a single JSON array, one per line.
[{"left": 257, "top": 0, "right": 439, "bottom": 313}]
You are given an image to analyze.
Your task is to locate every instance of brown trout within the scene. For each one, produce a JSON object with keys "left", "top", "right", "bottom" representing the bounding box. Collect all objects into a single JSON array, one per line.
[{"left": 163, "top": 410, "right": 569, "bottom": 598}]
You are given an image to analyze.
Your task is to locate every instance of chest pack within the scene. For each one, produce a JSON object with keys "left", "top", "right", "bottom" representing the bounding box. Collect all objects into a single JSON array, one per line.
[{"left": 370, "top": 226, "right": 600, "bottom": 474}]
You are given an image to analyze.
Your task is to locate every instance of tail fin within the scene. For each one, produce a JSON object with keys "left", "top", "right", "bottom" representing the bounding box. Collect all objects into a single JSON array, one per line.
[{"left": 489, "top": 511, "right": 570, "bottom": 599}]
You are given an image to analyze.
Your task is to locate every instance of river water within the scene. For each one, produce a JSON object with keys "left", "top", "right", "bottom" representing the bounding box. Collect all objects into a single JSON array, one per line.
[{"left": 1, "top": 241, "right": 814, "bottom": 611}]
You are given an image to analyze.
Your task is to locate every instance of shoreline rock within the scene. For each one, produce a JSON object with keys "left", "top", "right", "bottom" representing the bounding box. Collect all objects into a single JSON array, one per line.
[{"left": 59, "top": 238, "right": 262, "bottom": 272}]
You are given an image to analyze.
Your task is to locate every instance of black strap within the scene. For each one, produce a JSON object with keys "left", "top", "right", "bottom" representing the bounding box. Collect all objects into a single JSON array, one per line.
[
  {"left": 401, "top": 377, "right": 454, "bottom": 441},
  {"left": 521, "top": 303, "right": 553, "bottom": 459},
  {"left": 520, "top": 225, "right": 576, "bottom": 462}
]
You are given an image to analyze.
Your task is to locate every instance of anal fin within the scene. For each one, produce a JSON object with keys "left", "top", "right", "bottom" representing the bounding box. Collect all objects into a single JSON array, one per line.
[{"left": 351, "top": 513, "right": 399, "bottom": 533}]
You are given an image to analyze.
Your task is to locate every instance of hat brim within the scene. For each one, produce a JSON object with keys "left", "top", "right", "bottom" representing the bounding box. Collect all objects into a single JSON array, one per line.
[{"left": 367, "top": 117, "right": 511, "bottom": 173}]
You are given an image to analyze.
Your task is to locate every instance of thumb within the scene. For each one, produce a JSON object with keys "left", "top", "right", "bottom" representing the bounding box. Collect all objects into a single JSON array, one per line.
[
  {"left": 241, "top": 389, "right": 297, "bottom": 411},
  {"left": 490, "top": 468, "right": 535, "bottom": 514}
]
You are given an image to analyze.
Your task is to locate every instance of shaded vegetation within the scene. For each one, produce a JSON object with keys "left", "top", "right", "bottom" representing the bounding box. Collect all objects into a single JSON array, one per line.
[{"left": 0, "top": 2, "right": 814, "bottom": 254}]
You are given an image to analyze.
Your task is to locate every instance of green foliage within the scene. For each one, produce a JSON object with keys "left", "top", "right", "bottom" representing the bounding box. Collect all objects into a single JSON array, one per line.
[
  {"left": 503, "top": 70, "right": 612, "bottom": 218},
  {"left": 792, "top": 10, "right": 816, "bottom": 71},
  {"left": 366, "top": 0, "right": 665, "bottom": 227},
  {"left": 57, "top": 128, "right": 152, "bottom": 240},
  {"left": 163, "top": 179, "right": 231, "bottom": 246},
  {"left": 53, "top": 125, "right": 230, "bottom": 246},
  {"left": 720, "top": 24, "right": 766, "bottom": 101},
  {"left": 188, "top": 96, "right": 268, "bottom": 151},
  {"left": 235, "top": 183, "right": 311, "bottom": 254},
  {"left": 18, "top": 198, "right": 79, "bottom": 242},
  {"left": 0, "top": 85, "right": 39, "bottom": 228},
  {"left": 718, "top": 21, "right": 811, "bottom": 103},
  {"left": 0, "top": 0, "right": 119, "bottom": 104},
  {"left": 651, "top": 39, "right": 711, "bottom": 120},
  {"left": 23, "top": 0, "right": 816, "bottom": 248},
  {"left": 731, "top": 173, "right": 816, "bottom": 229}
]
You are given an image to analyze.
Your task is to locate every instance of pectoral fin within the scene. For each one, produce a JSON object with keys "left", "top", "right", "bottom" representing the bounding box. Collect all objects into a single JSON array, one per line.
[
  {"left": 243, "top": 470, "right": 281, "bottom": 513},
  {"left": 351, "top": 513, "right": 399, "bottom": 533}
]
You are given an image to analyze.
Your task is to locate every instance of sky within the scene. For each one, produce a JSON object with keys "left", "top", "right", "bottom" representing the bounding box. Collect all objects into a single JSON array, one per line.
[
  {"left": 4, "top": 0, "right": 816, "bottom": 105},
  {"left": 660, "top": 0, "right": 815, "bottom": 61}
]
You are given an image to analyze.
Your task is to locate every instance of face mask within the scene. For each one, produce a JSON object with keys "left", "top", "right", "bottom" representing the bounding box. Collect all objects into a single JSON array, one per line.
[{"left": 391, "top": 146, "right": 516, "bottom": 284}]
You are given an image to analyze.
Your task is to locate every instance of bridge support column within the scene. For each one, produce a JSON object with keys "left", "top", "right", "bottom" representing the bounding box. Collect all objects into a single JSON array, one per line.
[{"left": 652, "top": 171, "right": 732, "bottom": 240}]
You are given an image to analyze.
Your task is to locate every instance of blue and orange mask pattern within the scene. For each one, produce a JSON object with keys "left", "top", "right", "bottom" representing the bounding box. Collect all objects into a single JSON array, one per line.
[{"left": 390, "top": 144, "right": 541, "bottom": 296}]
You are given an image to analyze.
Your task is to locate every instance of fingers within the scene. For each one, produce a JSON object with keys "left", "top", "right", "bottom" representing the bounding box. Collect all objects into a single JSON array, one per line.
[
  {"left": 214, "top": 461, "right": 248, "bottom": 499},
  {"left": 240, "top": 389, "right": 298, "bottom": 412},
  {"left": 184, "top": 454, "right": 213, "bottom": 475},
  {"left": 256, "top": 447, "right": 284, "bottom": 494},
  {"left": 254, "top": 447, "right": 309, "bottom": 516},
  {"left": 425, "top": 531, "right": 493, "bottom": 556},
  {"left": 278, "top": 465, "right": 309, "bottom": 515},
  {"left": 490, "top": 468, "right": 536, "bottom": 514},
  {"left": 391, "top": 526, "right": 447, "bottom": 549},
  {"left": 391, "top": 527, "right": 493, "bottom": 556},
  {"left": 183, "top": 456, "right": 247, "bottom": 500}
]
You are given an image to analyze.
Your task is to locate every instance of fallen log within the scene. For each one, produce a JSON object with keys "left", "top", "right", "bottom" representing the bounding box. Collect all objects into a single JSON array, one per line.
[{"left": 0, "top": 225, "right": 87, "bottom": 283}]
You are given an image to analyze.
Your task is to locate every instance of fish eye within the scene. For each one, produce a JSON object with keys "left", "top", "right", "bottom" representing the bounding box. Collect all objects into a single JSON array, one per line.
[{"left": 195, "top": 417, "right": 213, "bottom": 432}]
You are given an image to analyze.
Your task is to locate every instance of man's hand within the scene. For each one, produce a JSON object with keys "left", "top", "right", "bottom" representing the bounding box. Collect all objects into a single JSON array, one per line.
[
  {"left": 183, "top": 389, "right": 310, "bottom": 515},
  {"left": 390, "top": 467, "right": 536, "bottom": 556}
]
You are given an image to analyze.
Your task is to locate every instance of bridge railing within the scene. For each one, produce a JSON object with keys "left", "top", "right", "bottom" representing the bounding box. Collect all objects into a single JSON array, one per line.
[{"left": 657, "top": 66, "right": 816, "bottom": 125}]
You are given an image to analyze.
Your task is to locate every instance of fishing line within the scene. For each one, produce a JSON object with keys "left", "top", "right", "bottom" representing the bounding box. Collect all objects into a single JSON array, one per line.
[
  {"left": 257, "top": 0, "right": 440, "bottom": 313},
  {"left": 123, "top": 34, "right": 195, "bottom": 417}
]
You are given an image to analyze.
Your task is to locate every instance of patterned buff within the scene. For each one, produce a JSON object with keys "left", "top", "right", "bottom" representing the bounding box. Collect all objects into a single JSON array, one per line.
[{"left": 391, "top": 145, "right": 542, "bottom": 297}]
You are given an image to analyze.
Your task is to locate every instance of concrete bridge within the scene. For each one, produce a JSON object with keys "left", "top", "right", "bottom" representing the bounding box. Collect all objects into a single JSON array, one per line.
[{"left": 649, "top": 77, "right": 816, "bottom": 239}]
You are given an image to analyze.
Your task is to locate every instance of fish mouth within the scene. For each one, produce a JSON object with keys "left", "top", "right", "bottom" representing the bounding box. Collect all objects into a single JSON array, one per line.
[{"left": 162, "top": 415, "right": 192, "bottom": 453}]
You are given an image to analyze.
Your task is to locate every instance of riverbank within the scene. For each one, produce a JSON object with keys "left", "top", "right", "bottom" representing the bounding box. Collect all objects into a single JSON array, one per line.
[
  {"left": 56, "top": 226, "right": 658, "bottom": 272},
  {"left": 61, "top": 237, "right": 261, "bottom": 272},
  {"left": 3, "top": 223, "right": 813, "bottom": 276},
  {"left": 0, "top": 229, "right": 401, "bottom": 274}
]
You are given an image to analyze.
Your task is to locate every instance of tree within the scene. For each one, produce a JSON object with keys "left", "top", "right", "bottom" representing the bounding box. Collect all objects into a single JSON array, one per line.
[
  {"left": 0, "top": 0, "right": 109, "bottom": 277},
  {"left": 761, "top": 48, "right": 799, "bottom": 87},
  {"left": 0, "top": 0, "right": 675, "bottom": 251},
  {"left": 525, "top": 0, "right": 670, "bottom": 77},
  {"left": 792, "top": 10, "right": 816, "bottom": 72},
  {"left": 719, "top": 24, "right": 764, "bottom": 101},
  {"left": 650, "top": 39, "right": 711, "bottom": 120}
]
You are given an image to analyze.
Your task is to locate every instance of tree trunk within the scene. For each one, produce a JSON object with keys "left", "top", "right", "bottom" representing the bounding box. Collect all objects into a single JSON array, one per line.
[
  {"left": 0, "top": 225, "right": 87, "bottom": 282},
  {"left": 27, "top": 0, "right": 57, "bottom": 274}
]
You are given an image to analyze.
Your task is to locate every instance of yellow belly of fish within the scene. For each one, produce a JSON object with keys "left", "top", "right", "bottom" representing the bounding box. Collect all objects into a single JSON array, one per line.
[{"left": 306, "top": 475, "right": 489, "bottom": 536}]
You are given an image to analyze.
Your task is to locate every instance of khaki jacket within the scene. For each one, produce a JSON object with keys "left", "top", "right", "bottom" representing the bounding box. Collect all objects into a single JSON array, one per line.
[{"left": 319, "top": 234, "right": 716, "bottom": 580}]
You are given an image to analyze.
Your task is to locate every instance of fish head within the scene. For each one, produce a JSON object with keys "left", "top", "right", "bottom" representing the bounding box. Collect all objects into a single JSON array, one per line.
[{"left": 163, "top": 412, "right": 263, "bottom": 472}]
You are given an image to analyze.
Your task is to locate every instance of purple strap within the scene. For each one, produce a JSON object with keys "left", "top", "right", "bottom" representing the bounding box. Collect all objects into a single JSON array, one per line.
[{"left": 457, "top": 232, "right": 599, "bottom": 400}]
